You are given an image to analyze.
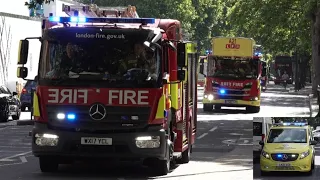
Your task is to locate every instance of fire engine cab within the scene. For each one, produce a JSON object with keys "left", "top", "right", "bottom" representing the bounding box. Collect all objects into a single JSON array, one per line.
[{"left": 16, "top": 3, "right": 198, "bottom": 175}]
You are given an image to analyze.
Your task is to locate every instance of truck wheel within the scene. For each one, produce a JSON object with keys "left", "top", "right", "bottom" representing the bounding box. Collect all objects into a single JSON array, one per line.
[
  {"left": 214, "top": 105, "right": 221, "bottom": 110},
  {"left": 39, "top": 157, "right": 59, "bottom": 172},
  {"left": 246, "top": 106, "right": 260, "bottom": 113},
  {"left": 203, "top": 104, "right": 213, "bottom": 112}
]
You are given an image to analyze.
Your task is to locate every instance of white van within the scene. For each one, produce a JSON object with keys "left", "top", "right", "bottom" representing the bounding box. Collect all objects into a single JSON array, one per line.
[{"left": 253, "top": 117, "right": 274, "bottom": 158}]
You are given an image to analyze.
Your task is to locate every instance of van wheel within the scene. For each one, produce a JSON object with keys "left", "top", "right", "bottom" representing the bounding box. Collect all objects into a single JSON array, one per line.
[
  {"left": 39, "top": 157, "right": 59, "bottom": 172},
  {"left": 214, "top": 105, "right": 221, "bottom": 110},
  {"left": 260, "top": 170, "right": 267, "bottom": 176}
]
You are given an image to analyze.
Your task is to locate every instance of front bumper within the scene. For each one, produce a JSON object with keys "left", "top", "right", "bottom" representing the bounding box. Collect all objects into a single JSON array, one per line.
[
  {"left": 32, "top": 123, "right": 168, "bottom": 161},
  {"left": 260, "top": 155, "right": 312, "bottom": 172},
  {"left": 203, "top": 98, "right": 260, "bottom": 107}
]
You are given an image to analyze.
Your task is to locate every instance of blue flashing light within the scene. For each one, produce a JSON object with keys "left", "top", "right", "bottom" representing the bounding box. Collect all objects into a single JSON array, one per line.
[
  {"left": 219, "top": 89, "right": 226, "bottom": 94},
  {"left": 48, "top": 16, "right": 60, "bottom": 22},
  {"left": 277, "top": 154, "right": 282, "bottom": 158},
  {"left": 48, "top": 16, "right": 156, "bottom": 24},
  {"left": 67, "top": 113, "right": 76, "bottom": 121}
]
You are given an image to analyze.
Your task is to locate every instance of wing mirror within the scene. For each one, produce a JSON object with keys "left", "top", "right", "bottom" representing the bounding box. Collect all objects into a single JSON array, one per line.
[{"left": 259, "top": 141, "right": 264, "bottom": 146}]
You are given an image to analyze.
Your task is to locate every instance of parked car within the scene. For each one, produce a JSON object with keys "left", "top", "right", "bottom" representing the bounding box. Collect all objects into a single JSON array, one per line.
[
  {"left": 20, "top": 80, "right": 37, "bottom": 112},
  {"left": 0, "top": 85, "right": 21, "bottom": 122}
]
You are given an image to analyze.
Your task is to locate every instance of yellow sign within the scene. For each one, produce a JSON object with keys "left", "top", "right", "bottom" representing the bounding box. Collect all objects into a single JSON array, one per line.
[{"left": 212, "top": 37, "right": 255, "bottom": 58}]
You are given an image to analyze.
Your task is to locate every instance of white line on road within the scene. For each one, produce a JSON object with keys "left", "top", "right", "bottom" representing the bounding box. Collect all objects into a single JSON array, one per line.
[
  {"left": 209, "top": 126, "right": 217, "bottom": 132},
  {"left": 0, "top": 151, "right": 32, "bottom": 161},
  {"left": 19, "top": 156, "right": 27, "bottom": 163},
  {"left": 197, "top": 133, "right": 208, "bottom": 139}
]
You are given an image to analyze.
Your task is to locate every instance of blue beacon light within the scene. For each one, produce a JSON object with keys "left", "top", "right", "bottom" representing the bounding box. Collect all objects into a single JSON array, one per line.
[
  {"left": 48, "top": 16, "right": 156, "bottom": 24},
  {"left": 67, "top": 113, "right": 76, "bottom": 121},
  {"left": 219, "top": 89, "right": 226, "bottom": 94}
]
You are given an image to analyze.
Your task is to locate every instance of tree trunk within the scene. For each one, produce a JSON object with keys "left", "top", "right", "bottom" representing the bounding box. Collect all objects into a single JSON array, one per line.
[{"left": 312, "top": 9, "right": 320, "bottom": 96}]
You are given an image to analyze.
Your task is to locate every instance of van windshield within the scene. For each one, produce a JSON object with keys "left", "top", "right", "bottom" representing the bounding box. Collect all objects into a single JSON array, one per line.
[{"left": 267, "top": 128, "right": 307, "bottom": 143}]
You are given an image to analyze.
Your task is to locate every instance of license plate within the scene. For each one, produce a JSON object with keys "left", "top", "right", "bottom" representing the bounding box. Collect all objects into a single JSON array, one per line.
[
  {"left": 80, "top": 137, "right": 112, "bottom": 145},
  {"left": 277, "top": 163, "right": 291, "bottom": 167},
  {"left": 225, "top": 100, "right": 236, "bottom": 104},
  {"left": 275, "top": 166, "right": 294, "bottom": 170}
]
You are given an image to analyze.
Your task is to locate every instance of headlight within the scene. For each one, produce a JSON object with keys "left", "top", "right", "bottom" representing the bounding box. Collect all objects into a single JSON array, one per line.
[
  {"left": 204, "top": 94, "right": 214, "bottom": 100},
  {"left": 300, "top": 150, "right": 310, "bottom": 159},
  {"left": 261, "top": 150, "right": 270, "bottom": 159},
  {"left": 208, "top": 94, "right": 214, "bottom": 100}
]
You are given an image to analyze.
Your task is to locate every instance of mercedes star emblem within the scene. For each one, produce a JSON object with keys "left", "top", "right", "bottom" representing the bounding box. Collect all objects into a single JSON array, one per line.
[
  {"left": 89, "top": 103, "right": 106, "bottom": 120},
  {"left": 282, "top": 154, "right": 288, "bottom": 160}
]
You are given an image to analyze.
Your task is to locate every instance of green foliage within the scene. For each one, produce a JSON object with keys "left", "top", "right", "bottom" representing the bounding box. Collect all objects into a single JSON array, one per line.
[
  {"left": 26, "top": 0, "right": 54, "bottom": 9},
  {"left": 25, "top": 0, "right": 316, "bottom": 56}
]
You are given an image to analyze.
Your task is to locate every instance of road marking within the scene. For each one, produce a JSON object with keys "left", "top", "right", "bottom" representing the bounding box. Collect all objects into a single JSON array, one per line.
[
  {"left": 0, "top": 151, "right": 32, "bottom": 161},
  {"left": 0, "top": 159, "right": 15, "bottom": 162},
  {"left": 20, "top": 156, "right": 27, "bottom": 163},
  {"left": 197, "top": 133, "right": 208, "bottom": 139},
  {"left": 230, "top": 133, "right": 243, "bottom": 136},
  {"left": 209, "top": 126, "right": 217, "bottom": 132}
]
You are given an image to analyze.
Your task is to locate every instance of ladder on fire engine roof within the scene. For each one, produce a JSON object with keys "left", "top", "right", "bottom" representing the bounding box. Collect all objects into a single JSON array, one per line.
[{"left": 62, "top": 4, "right": 139, "bottom": 18}]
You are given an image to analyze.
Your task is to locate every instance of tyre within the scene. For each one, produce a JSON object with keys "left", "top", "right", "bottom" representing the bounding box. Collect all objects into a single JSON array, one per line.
[
  {"left": 246, "top": 106, "right": 260, "bottom": 113},
  {"left": 21, "top": 106, "right": 26, "bottom": 112},
  {"left": 0, "top": 109, "right": 9, "bottom": 122},
  {"left": 39, "top": 157, "right": 59, "bottom": 172},
  {"left": 203, "top": 104, "right": 213, "bottom": 112},
  {"left": 214, "top": 105, "right": 221, "bottom": 110},
  {"left": 12, "top": 110, "right": 21, "bottom": 120},
  {"left": 260, "top": 170, "right": 267, "bottom": 176}
]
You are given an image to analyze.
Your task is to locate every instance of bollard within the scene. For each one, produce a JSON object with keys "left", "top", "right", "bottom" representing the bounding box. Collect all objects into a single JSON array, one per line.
[{"left": 316, "top": 85, "right": 320, "bottom": 117}]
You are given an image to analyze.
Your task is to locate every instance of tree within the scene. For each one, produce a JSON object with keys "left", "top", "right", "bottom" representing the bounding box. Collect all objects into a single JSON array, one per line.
[{"left": 25, "top": 0, "right": 54, "bottom": 9}]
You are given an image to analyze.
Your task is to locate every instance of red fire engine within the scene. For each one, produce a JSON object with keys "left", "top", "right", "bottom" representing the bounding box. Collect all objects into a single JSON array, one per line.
[{"left": 16, "top": 4, "right": 198, "bottom": 175}]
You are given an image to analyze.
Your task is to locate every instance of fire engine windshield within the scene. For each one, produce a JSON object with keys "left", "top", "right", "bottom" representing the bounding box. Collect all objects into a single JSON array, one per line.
[
  {"left": 207, "top": 58, "right": 258, "bottom": 79},
  {"left": 38, "top": 28, "right": 161, "bottom": 88}
]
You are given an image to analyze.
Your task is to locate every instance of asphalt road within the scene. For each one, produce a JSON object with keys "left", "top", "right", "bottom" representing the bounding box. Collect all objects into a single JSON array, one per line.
[
  {"left": 0, "top": 118, "right": 252, "bottom": 180},
  {"left": 253, "top": 144, "right": 320, "bottom": 180},
  {"left": 198, "top": 82, "right": 311, "bottom": 120}
]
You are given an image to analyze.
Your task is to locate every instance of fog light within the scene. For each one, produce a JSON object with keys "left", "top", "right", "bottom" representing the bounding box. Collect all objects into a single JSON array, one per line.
[
  {"left": 35, "top": 133, "right": 59, "bottom": 146},
  {"left": 57, "top": 113, "right": 65, "bottom": 119},
  {"left": 135, "top": 136, "right": 160, "bottom": 148},
  {"left": 208, "top": 94, "right": 214, "bottom": 100}
]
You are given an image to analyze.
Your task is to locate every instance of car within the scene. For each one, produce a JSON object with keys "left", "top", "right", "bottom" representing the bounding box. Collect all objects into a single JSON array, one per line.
[
  {"left": 20, "top": 80, "right": 37, "bottom": 111},
  {"left": 259, "top": 122, "right": 317, "bottom": 176},
  {"left": 0, "top": 85, "right": 21, "bottom": 122},
  {"left": 253, "top": 117, "right": 274, "bottom": 159}
]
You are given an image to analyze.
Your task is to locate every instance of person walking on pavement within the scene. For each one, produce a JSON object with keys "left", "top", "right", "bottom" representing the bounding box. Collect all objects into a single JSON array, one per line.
[{"left": 282, "top": 71, "right": 289, "bottom": 90}]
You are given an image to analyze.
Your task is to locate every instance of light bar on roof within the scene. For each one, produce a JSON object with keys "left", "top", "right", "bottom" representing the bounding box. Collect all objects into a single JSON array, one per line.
[
  {"left": 275, "top": 122, "right": 307, "bottom": 126},
  {"left": 48, "top": 16, "right": 155, "bottom": 24}
]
